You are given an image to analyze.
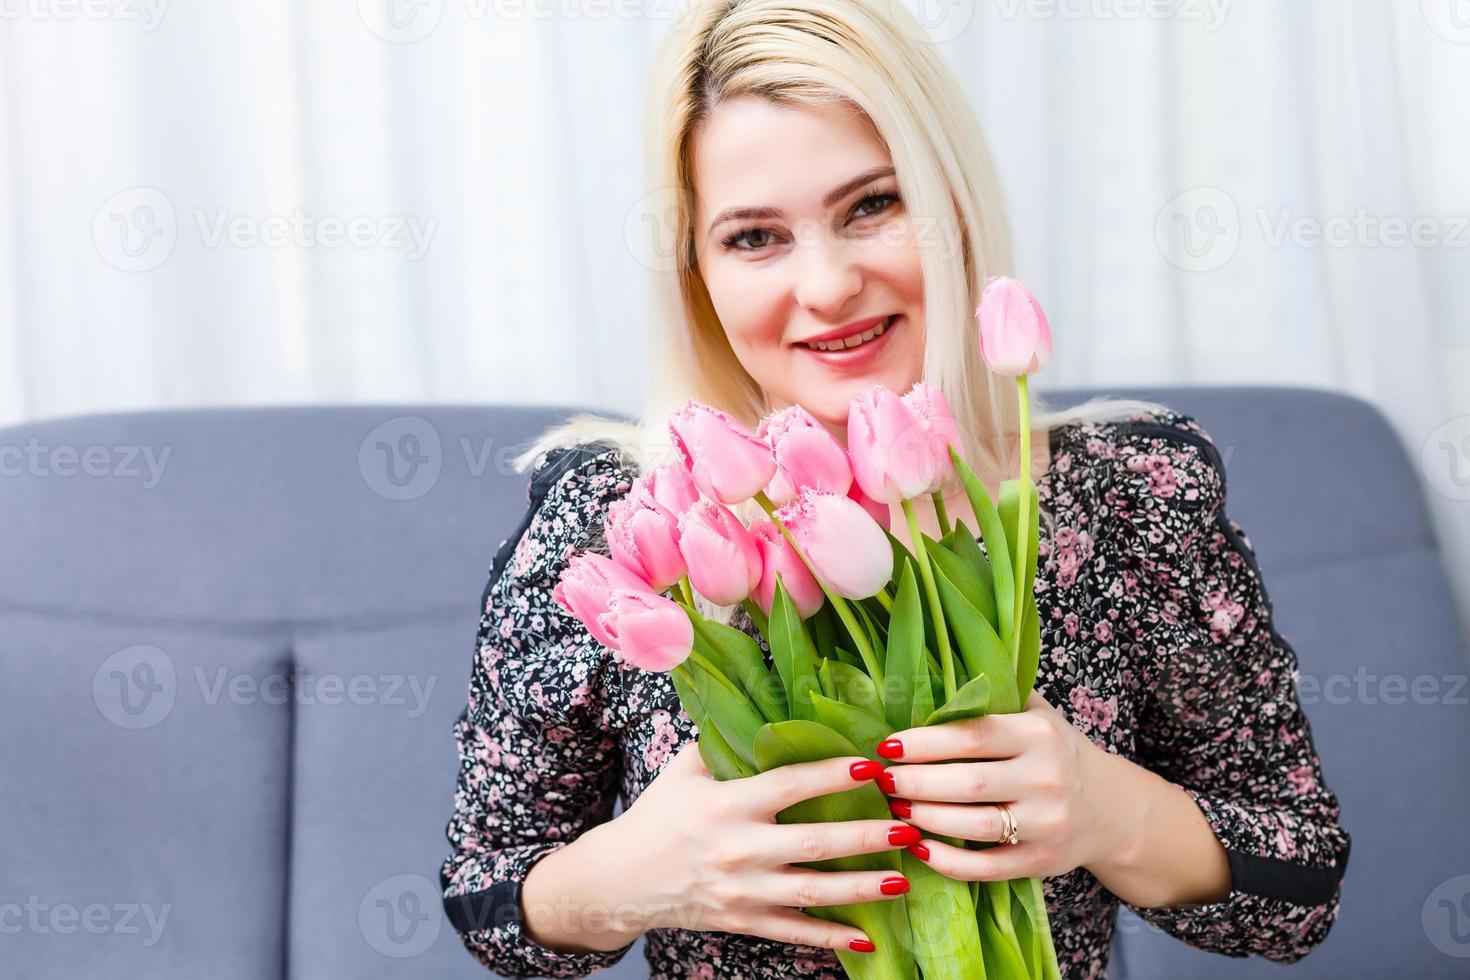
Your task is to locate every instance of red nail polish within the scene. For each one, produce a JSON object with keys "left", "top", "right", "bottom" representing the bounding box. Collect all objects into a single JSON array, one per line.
[
  {"left": 879, "top": 876, "right": 910, "bottom": 896},
  {"left": 907, "top": 842, "right": 930, "bottom": 861},
  {"left": 849, "top": 938, "right": 876, "bottom": 953},
  {"left": 876, "top": 771, "right": 897, "bottom": 795},
  {"left": 849, "top": 760, "right": 883, "bottom": 781},
  {"left": 888, "top": 799, "right": 912, "bottom": 819},
  {"left": 888, "top": 824, "right": 921, "bottom": 846},
  {"left": 877, "top": 738, "right": 904, "bottom": 759}
]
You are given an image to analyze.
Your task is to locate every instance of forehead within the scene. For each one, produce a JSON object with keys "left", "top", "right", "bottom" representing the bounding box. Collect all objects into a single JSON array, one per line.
[{"left": 691, "top": 96, "right": 889, "bottom": 224}]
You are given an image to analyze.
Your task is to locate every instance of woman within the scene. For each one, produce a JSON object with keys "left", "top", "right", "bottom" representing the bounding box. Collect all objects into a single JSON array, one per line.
[{"left": 440, "top": 0, "right": 1351, "bottom": 975}]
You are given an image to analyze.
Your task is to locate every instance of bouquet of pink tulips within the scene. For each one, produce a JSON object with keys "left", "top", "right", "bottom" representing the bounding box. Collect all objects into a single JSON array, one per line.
[{"left": 554, "top": 278, "right": 1061, "bottom": 980}]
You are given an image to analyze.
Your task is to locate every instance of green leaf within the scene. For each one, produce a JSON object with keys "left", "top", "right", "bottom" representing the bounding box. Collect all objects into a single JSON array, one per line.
[
  {"left": 977, "top": 881, "right": 1029, "bottom": 978},
  {"left": 943, "top": 519, "right": 993, "bottom": 601},
  {"left": 752, "top": 721, "right": 919, "bottom": 980},
  {"left": 811, "top": 600, "right": 837, "bottom": 661},
  {"left": 998, "top": 478, "right": 1040, "bottom": 645},
  {"left": 826, "top": 658, "right": 885, "bottom": 718},
  {"left": 949, "top": 446, "right": 1016, "bottom": 646},
  {"left": 832, "top": 645, "right": 864, "bottom": 671},
  {"left": 690, "top": 614, "right": 788, "bottom": 724},
  {"left": 767, "top": 576, "right": 824, "bottom": 722},
  {"left": 1016, "top": 592, "right": 1042, "bottom": 704},
  {"left": 817, "top": 658, "right": 839, "bottom": 701},
  {"left": 852, "top": 600, "right": 887, "bottom": 661},
  {"left": 924, "top": 674, "right": 994, "bottom": 727},
  {"left": 690, "top": 659, "right": 766, "bottom": 768},
  {"left": 883, "top": 559, "right": 930, "bottom": 731},
  {"left": 810, "top": 694, "right": 893, "bottom": 759},
  {"left": 928, "top": 532, "right": 998, "bottom": 630},
  {"left": 697, "top": 720, "right": 757, "bottom": 779},
  {"left": 929, "top": 559, "right": 1021, "bottom": 714}
]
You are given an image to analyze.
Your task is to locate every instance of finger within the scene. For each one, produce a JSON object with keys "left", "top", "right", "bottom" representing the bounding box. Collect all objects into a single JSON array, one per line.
[
  {"left": 770, "top": 868, "right": 911, "bottom": 909},
  {"left": 738, "top": 907, "right": 879, "bottom": 955},
  {"left": 877, "top": 713, "right": 1032, "bottom": 763},
  {"left": 907, "top": 835, "right": 1046, "bottom": 882},
  {"left": 747, "top": 756, "right": 882, "bottom": 818},
  {"left": 760, "top": 819, "right": 923, "bottom": 866},
  {"left": 882, "top": 758, "right": 1027, "bottom": 804},
  {"left": 895, "top": 799, "right": 1011, "bottom": 844}
]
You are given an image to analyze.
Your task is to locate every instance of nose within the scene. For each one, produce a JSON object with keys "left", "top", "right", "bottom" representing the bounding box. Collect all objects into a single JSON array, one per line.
[{"left": 792, "top": 234, "right": 863, "bottom": 320}]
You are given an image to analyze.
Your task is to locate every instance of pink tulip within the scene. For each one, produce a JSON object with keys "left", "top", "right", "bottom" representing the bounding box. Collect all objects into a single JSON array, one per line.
[
  {"left": 605, "top": 479, "right": 686, "bottom": 592},
  {"left": 749, "top": 517, "right": 825, "bottom": 619},
  {"left": 756, "top": 404, "right": 853, "bottom": 506},
  {"left": 901, "top": 381, "right": 962, "bottom": 493},
  {"left": 646, "top": 456, "right": 700, "bottom": 521},
  {"left": 775, "top": 488, "right": 893, "bottom": 600},
  {"left": 552, "top": 552, "right": 655, "bottom": 650},
  {"left": 677, "top": 499, "right": 763, "bottom": 605},
  {"left": 668, "top": 401, "right": 777, "bottom": 505},
  {"left": 847, "top": 384, "right": 941, "bottom": 504},
  {"left": 597, "top": 588, "right": 694, "bottom": 672},
  {"left": 975, "top": 276, "right": 1052, "bottom": 377},
  {"left": 847, "top": 478, "right": 891, "bottom": 532}
]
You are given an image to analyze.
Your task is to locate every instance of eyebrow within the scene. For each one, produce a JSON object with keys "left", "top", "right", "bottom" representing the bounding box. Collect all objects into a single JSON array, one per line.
[{"left": 704, "top": 165, "right": 897, "bottom": 241}]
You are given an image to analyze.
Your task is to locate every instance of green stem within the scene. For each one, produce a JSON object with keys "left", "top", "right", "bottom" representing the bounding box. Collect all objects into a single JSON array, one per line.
[
  {"left": 874, "top": 587, "right": 893, "bottom": 613},
  {"left": 931, "top": 487, "right": 952, "bottom": 538},
  {"left": 901, "top": 498, "right": 957, "bottom": 703},
  {"left": 754, "top": 490, "right": 885, "bottom": 688},
  {"left": 1012, "top": 375, "right": 1032, "bottom": 669}
]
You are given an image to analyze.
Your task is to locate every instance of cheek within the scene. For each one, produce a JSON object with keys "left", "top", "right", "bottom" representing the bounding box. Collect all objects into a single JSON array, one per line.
[{"left": 703, "top": 261, "right": 787, "bottom": 351}]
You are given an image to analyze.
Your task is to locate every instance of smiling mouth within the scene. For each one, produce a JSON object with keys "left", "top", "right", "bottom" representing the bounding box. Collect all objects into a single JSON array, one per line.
[{"left": 800, "top": 314, "right": 898, "bottom": 352}]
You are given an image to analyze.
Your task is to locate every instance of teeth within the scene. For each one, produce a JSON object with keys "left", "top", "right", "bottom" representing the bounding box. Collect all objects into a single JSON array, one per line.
[{"left": 807, "top": 316, "right": 894, "bottom": 352}]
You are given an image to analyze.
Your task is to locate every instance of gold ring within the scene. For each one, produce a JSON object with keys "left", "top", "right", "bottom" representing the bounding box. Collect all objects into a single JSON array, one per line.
[{"left": 995, "top": 803, "right": 1020, "bottom": 845}]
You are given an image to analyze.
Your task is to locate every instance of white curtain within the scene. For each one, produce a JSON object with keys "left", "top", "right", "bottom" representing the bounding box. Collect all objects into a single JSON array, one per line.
[{"left": 0, "top": 0, "right": 1466, "bottom": 617}]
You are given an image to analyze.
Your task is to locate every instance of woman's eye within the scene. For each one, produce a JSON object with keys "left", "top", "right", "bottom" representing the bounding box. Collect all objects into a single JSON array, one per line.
[
  {"left": 852, "top": 192, "right": 899, "bottom": 220},
  {"left": 723, "top": 227, "right": 776, "bottom": 252}
]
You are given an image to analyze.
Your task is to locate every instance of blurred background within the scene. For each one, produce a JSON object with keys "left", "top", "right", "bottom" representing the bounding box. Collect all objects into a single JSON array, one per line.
[{"left": 2, "top": 1, "right": 1468, "bottom": 619}]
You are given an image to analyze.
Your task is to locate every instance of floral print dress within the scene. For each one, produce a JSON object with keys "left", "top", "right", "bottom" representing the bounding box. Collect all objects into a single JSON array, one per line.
[{"left": 440, "top": 409, "right": 1351, "bottom": 980}]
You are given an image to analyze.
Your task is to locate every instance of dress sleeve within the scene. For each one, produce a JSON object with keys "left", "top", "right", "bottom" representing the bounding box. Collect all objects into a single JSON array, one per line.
[
  {"left": 1111, "top": 411, "right": 1352, "bottom": 962},
  {"left": 440, "top": 442, "right": 638, "bottom": 979}
]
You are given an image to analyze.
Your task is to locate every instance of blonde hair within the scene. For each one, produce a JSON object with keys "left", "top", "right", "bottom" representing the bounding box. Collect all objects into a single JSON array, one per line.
[{"left": 515, "top": 0, "right": 1164, "bottom": 541}]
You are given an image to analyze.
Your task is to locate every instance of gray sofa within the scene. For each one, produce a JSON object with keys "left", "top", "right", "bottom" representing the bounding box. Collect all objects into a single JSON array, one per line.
[{"left": 1, "top": 387, "right": 1466, "bottom": 978}]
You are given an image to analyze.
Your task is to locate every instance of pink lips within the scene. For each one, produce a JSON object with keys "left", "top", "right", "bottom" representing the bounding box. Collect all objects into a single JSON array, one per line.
[{"left": 798, "top": 315, "right": 900, "bottom": 369}]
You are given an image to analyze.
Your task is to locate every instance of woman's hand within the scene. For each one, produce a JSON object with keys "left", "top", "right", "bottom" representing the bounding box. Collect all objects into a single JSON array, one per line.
[
  {"left": 873, "top": 690, "right": 1114, "bottom": 882},
  {"left": 611, "top": 741, "right": 918, "bottom": 956}
]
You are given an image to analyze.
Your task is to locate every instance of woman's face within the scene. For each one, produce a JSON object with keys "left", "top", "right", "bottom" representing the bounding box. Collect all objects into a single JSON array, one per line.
[{"left": 690, "top": 96, "right": 926, "bottom": 439}]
